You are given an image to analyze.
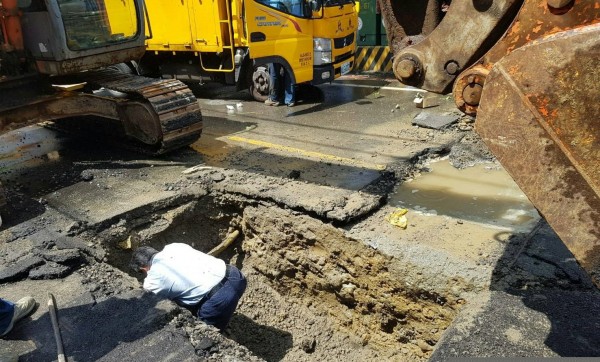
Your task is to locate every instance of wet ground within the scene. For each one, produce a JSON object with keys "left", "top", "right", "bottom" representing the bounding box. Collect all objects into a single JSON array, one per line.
[{"left": 1, "top": 73, "right": 599, "bottom": 361}]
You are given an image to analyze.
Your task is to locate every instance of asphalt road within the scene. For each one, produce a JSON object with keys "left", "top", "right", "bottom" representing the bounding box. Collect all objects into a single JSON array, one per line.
[{"left": 1, "top": 73, "right": 599, "bottom": 360}]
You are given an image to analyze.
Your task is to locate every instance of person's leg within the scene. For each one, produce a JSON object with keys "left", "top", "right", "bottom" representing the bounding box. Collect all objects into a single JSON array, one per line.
[
  {"left": 266, "top": 63, "right": 282, "bottom": 105},
  {"left": 0, "top": 297, "right": 36, "bottom": 337},
  {"left": 0, "top": 299, "right": 15, "bottom": 335},
  {"left": 198, "top": 267, "right": 247, "bottom": 330},
  {"left": 284, "top": 70, "right": 296, "bottom": 106}
]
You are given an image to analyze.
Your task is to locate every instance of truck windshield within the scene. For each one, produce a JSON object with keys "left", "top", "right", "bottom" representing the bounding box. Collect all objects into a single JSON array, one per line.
[
  {"left": 257, "top": 0, "right": 317, "bottom": 18},
  {"left": 323, "top": 0, "right": 354, "bottom": 7},
  {"left": 57, "top": 0, "right": 139, "bottom": 51}
]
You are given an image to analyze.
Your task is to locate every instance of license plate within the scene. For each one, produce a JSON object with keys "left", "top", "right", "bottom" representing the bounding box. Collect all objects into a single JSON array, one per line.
[{"left": 341, "top": 61, "right": 351, "bottom": 75}]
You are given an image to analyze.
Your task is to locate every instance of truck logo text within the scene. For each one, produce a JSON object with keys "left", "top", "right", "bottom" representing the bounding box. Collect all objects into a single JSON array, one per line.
[{"left": 255, "top": 16, "right": 283, "bottom": 27}]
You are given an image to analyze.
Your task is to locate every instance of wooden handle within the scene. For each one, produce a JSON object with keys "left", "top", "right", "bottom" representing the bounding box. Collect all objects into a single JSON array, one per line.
[{"left": 48, "top": 293, "right": 67, "bottom": 362}]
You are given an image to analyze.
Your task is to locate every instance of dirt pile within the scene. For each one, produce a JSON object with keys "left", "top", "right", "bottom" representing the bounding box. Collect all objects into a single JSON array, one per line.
[{"left": 241, "top": 205, "right": 461, "bottom": 360}]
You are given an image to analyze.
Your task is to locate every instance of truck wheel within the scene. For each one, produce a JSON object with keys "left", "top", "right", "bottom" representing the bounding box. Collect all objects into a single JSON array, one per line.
[
  {"left": 107, "top": 62, "right": 136, "bottom": 75},
  {"left": 249, "top": 65, "right": 271, "bottom": 102}
]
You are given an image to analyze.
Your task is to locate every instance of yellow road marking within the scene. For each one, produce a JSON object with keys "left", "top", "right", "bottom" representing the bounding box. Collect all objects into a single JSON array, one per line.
[
  {"left": 227, "top": 135, "right": 387, "bottom": 171},
  {"left": 373, "top": 47, "right": 388, "bottom": 71},
  {"left": 384, "top": 59, "right": 393, "bottom": 72},
  {"left": 365, "top": 48, "right": 378, "bottom": 69},
  {"left": 354, "top": 48, "right": 368, "bottom": 67}
]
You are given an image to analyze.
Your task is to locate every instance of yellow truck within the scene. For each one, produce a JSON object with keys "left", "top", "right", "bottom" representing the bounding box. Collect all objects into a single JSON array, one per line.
[{"left": 141, "top": 0, "right": 358, "bottom": 101}]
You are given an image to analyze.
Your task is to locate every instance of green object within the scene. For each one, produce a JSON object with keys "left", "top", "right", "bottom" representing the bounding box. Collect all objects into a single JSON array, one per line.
[{"left": 357, "top": 0, "right": 387, "bottom": 46}]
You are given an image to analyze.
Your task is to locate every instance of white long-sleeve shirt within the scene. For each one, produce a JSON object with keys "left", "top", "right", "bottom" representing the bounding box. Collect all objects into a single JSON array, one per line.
[{"left": 143, "top": 243, "right": 226, "bottom": 306}]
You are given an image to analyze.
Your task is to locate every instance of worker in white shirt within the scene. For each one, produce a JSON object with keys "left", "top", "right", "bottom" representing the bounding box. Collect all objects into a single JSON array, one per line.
[{"left": 130, "top": 243, "right": 247, "bottom": 330}]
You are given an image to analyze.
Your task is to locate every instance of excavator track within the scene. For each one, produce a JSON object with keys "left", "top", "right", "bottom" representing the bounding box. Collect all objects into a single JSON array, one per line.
[
  {"left": 77, "top": 68, "right": 203, "bottom": 155},
  {"left": 0, "top": 69, "right": 203, "bottom": 156}
]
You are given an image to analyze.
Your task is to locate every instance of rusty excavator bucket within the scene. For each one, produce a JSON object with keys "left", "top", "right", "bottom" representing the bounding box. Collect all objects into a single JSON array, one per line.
[
  {"left": 453, "top": 0, "right": 600, "bottom": 115},
  {"left": 380, "top": 0, "right": 600, "bottom": 284},
  {"left": 476, "top": 24, "right": 600, "bottom": 285}
]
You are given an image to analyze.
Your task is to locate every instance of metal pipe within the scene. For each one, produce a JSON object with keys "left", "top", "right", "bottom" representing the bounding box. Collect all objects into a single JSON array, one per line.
[{"left": 208, "top": 229, "right": 240, "bottom": 256}]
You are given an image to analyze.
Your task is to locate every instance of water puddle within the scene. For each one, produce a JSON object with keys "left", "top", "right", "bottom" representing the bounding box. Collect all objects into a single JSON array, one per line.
[
  {"left": 0, "top": 125, "right": 62, "bottom": 160},
  {"left": 390, "top": 159, "right": 540, "bottom": 231},
  {"left": 0, "top": 125, "right": 64, "bottom": 178}
]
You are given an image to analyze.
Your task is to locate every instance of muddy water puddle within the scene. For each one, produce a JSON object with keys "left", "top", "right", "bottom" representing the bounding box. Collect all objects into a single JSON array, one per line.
[
  {"left": 0, "top": 125, "right": 73, "bottom": 205},
  {"left": 390, "top": 159, "right": 539, "bottom": 231},
  {"left": 0, "top": 125, "right": 63, "bottom": 172}
]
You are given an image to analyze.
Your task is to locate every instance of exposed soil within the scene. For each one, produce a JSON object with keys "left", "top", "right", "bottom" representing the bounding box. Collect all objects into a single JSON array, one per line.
[
  {"left": 85, "top": 193, "right": 462, "bottom": 361},
  {"left": 240, "top": 205, "right": 459, "bottom": 361}
]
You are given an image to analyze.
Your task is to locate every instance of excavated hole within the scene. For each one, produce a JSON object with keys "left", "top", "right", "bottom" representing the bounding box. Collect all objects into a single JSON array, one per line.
[{"left": 104, "top": 195, "right": 460, "bottom": 361}]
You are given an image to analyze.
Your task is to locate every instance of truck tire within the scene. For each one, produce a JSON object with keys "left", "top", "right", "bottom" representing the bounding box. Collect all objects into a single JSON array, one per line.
[
  {"left": 106, "top": 62, "right": 137, "bottom": 75},
  {"left": 249, "top": 65, "right": 271, "bottom": 102}
]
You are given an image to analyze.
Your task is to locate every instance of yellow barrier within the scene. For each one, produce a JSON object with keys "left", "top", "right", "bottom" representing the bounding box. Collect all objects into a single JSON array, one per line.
[{"left": 353, "top": 46, "right": 392, "bottom": 72}]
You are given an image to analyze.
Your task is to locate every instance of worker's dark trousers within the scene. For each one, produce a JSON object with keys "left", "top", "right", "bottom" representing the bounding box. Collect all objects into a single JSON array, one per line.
[
  {"left": 198, "top": 266, "right": 247, "bottom": 330},
  {"left": 0, "top": 298, "right": 15, "bottom": 334}
]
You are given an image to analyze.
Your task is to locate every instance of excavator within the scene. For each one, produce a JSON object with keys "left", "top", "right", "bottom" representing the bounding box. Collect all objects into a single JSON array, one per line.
[
  {"left": 0, "top": 0, "right": 203, "bottom": 153},
  {"left": 0, "top": 0, "right": 204, "bottom": 218},
  {"left": 378, "top": 0, "right": 600, "bottom": 285}
]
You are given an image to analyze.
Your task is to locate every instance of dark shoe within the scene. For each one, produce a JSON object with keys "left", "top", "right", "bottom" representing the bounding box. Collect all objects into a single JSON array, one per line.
[
  {"left": 1, "top": 297, "right": 36, "bottom": 337},
  {"left": 264, "top": 99, "right": 280, "bottom": 106},
  {"left": 286, "top": 102, "right": 296, "bottom": 107}
]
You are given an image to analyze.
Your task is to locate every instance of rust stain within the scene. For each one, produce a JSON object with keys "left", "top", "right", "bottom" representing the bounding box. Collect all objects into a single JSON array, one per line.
[
  {"left": 548, "top": 26, "right": 564, "bottom": 36},
  {"left": 509, "top": 20, "right": 521, "bottom": 35},
  {"left": 507, "top": 65, "right": 521, "bottom": 74},
  {"left": 531, "top": 96, "right": 553, "bottom": 119}
]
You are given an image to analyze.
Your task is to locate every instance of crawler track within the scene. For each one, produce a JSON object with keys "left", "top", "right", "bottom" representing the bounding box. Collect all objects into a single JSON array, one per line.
[{"left": 80, "top": 69, "right": 203, "bottom": 155}]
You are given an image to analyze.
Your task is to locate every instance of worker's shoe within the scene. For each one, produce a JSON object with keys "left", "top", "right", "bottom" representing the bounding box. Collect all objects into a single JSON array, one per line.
[
  {"left": 286, "top": 102, "right": 296, "bottom": 107},
  {"left": 264, "top": 98, "right": 280, "bottom": 106},
  {"left": 0, "top": 297, "right": 36, "bottom": 337}
]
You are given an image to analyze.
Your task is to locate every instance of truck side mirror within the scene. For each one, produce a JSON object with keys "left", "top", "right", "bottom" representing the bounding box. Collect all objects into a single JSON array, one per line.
[
  {"left": 309, "top": 0, "right": 322, "bottom": 18},
  {"left": 310, "top": 0, "right": 321, "bottom": 11}
]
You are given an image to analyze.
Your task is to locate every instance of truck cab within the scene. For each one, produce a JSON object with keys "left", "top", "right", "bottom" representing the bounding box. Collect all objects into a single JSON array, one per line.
[
  {"left": 142, "top": 0, "right": 358, "bottom": 101},
  {"left": 246, "top": 0, "right": 357, "bottom": 86}
]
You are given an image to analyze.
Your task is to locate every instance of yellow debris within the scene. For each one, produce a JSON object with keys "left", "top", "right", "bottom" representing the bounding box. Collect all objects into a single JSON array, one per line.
[
  {"left": 51, "top": 82, "right": 86, "bottom": 91},
  {"left": 386, "top": 208, "right": 408, "bottom": 229},
  {"left": 117, "top": 236, "right": 133, "bottom": 250}
]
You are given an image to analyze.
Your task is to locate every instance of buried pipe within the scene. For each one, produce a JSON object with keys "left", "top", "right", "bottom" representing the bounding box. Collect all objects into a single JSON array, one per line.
[
  {"left": 117, "top": 229, "right": 240, "bottom": 256},
  {"left": 208, "top": 229, "right": 240, "bottom": 257}
]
